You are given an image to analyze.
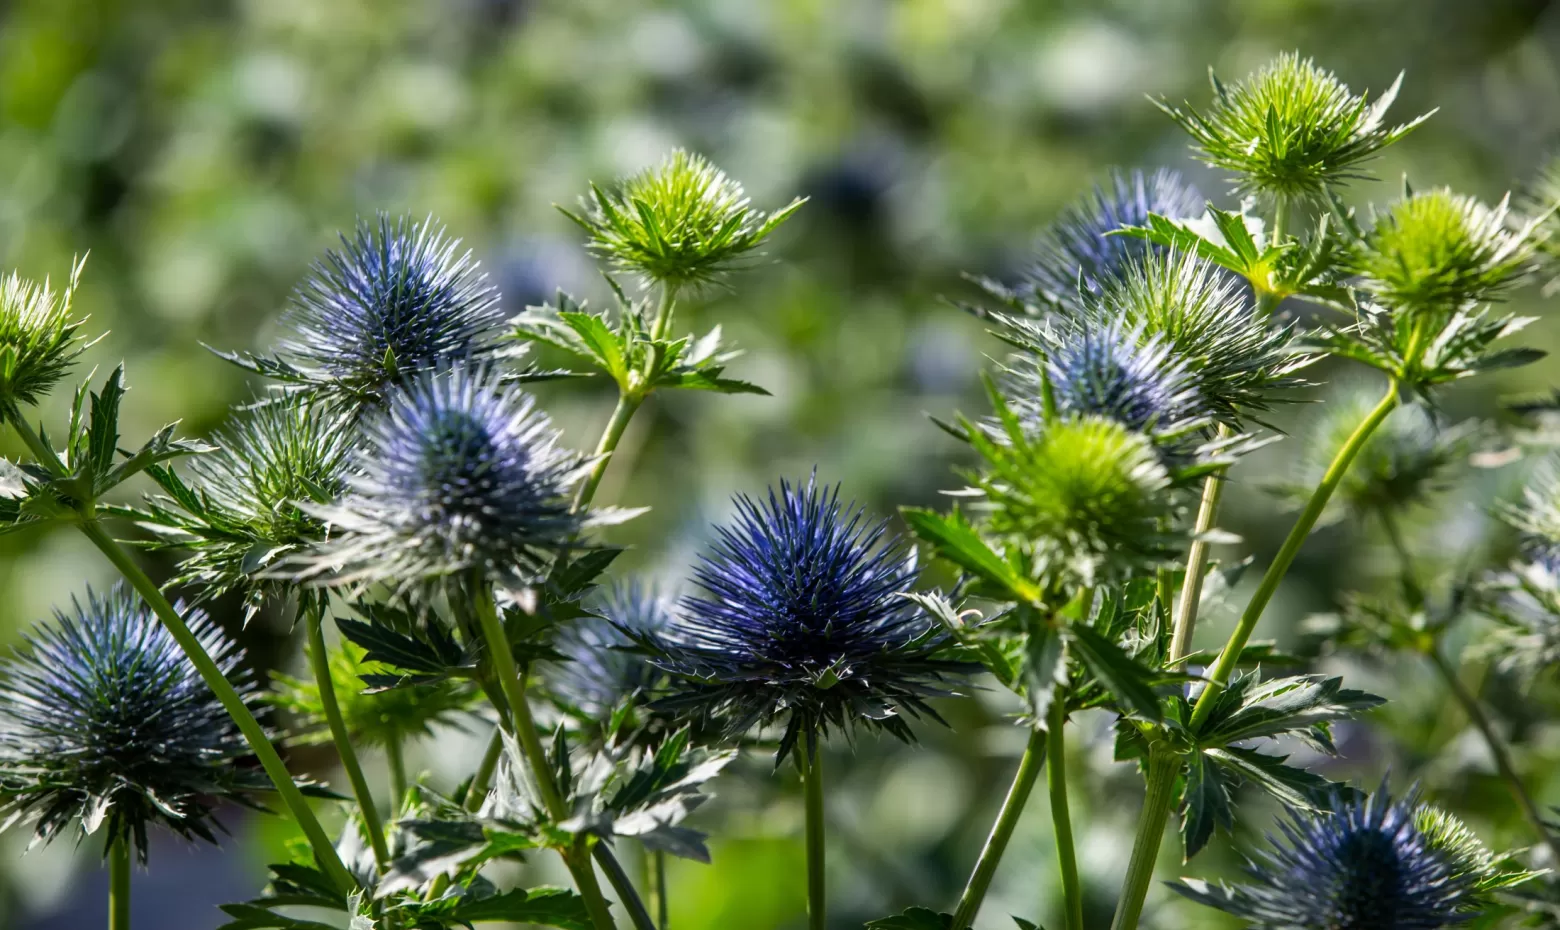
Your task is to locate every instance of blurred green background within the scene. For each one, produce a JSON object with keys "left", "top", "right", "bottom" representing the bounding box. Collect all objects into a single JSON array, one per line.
[{"left": 4, "top": 0, "right": 1560, "bottom": 927}]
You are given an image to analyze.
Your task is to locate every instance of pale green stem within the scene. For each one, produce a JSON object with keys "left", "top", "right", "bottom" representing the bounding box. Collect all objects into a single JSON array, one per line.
[
  {"left": 1047, "top": 700, "right": 1083, "bottom": 930},
  {"left": 385, "top": 738, "right": 407, "bottom": 815},
  {"left": 1171, "top": 471, "right": 1226, "bottom": 662},
  {"left": 305, "top": 608, "right": 391, "bottom": 872},
  {"left": 1108, "top": 749, "right": 1179, "bottom": 930},
  {"left": 594, "top": 844, "right": 658, "bottom": 930},
  {"left": 949, "top": 727, "right": 1049, "bottom": 929},
  {"left": 463, "top": 726, "right": 505, "bottom": 812},
  {"left": 801, "top": 745, "right": 826, "bottom": 930},
  {"left": 108, "top": 836, "right": 130, "bottom": 930},
  {"left": 653, "top": 850, "right": 669, "bottom": 929},
  {"left": 1378, "top": 508, "right": 1426, "bottom": 609}
]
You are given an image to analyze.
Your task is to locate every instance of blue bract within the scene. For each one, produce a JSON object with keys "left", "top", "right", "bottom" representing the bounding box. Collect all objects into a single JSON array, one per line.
[
  {"left": 275, "top": 215, "right": 507, "bottom": 405},
  {"left": 1043, "top": 325, "right": 1201, "bottom": 434},
  {"left": 649, "top": 477, "right": 963, "bottom": 761},
  {"left": 300, "top": 364, "right": 592, "bottom": 590},
  {"left": 0, "top": 585, "right": 259, "bottom": 860},
  {"left": 1171, "top": 788, "right": 1481, "bottom": 929}
]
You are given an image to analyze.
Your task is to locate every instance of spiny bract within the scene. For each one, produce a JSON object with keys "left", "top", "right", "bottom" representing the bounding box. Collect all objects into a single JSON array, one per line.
[
  {"left": 1170, "top": 787, "right": 1487, "bottom": 929},
  {"left": 298, "top": 364, "right": 591, "bottom": 591},
  {"left": 562, "top": 149, "right": 805, "bottom": 289},
  {"left": 545, "top": 580, "right": 674, "bottom": 722},
  {"left": 1030, "top": 324, "right": 1202, "bottom": 435},
  {"left": 0, "top": 586, "right": 259, "bottom": 860},
  {"left": 270, "top": 215, "right": 507, "bottom": 405},
  {"left": 648, "top": 477, "right": 962, "bottom": 761},
  {"left": 1161, "top": 52, "right": 1431, "bottom": 201},
  {"left": 1023, "top": 168, "right": 1206, "bottom": 308},
  {"left": 0, "top": 258, "right": 88, "bottom": 416}
]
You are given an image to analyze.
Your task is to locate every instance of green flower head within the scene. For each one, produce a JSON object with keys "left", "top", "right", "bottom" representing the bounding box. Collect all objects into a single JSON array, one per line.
[
  {"left": 1161, "top": 53, "right": 1431, "bottom": 201},
  {"left": 0, "top": 258, "right": 89, "bottom": 416},
  {"left": 562, "top": 149, "right": 805, "bottom": 289}
]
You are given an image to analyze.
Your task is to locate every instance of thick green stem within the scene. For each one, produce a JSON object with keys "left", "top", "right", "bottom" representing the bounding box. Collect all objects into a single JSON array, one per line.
[
  {"left": 1046, "top": 701, "right": 1083, "bottom": 930},
  {"left": 1109, "top": 749, "right": 1179, "bottom": 930},
  {"left": 568, "top": 845, "right": 621, "bottom": 930},
  {"left": 79, "top": 520, "right": 356, "bottom": 894},
  {"left": 949, "top": 727, "right": 1049, "bottom": 929},
  {"left": 385, "top": 738, "right": 408, "bottom": 814},
  {"left": 653, "top": 850, "right": 669, "bottom": 929},
  {"left": 108, "top": 836, "right": 130, "bottom": 930},
  {"left": 1188, "top": 381, "right": 1400, "bottom": 731},
  {"left": 1171, "top": 471, "right": 1226, "bottom": 662},
  {"left": 594, "top": 844, "right": 658, "bottom": 930},
  {"left": 801, "top": 746, "right": 826, "bottom": 930},
  {"left": 1428, "top": 647, "right": 1560, "bottom": 864},
  {"left": 305, "top": 609, "right": 391, "bottom": 872}
]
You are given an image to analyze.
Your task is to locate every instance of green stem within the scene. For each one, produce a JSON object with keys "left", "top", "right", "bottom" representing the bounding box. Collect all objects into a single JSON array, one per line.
[
  {"left": 305, "top": 608, "right": 391, "bottom": 872},
  {"left": 1427, "top": 647, "right": 1560, "bottom": 864},
  {"left": 1270, "top": 196, "right": 1289, "bottom": 246},
  {"left": 1046, "top": 700, "right": 1083, "bottom": 930},
  {"left": 568, "top": 845, "right": 621, "bottom": 930},
  {"left": 385, "top": 737, "right": 408, "bottom": 815},
  {"left": 1188, "top": 380, "right": 1400, "bottom": 731},
  {"left": 1171, "top": 470, "right": 1226, "bottom": 662},
  {"left": 79, "top": 519, "right": 356, "bottom": 894},
  {"left": 1378, "top": 509, "right": 1425, "bottom": 609},
  {"left": 594, "top": 844, "right": 658, "bottom": 930},
  {"left": 463, "top": 726, "right": 505, "bottom": 812},
  {"left": 1108, "top": 749, "right": 1179, "bottom": 930},
  {"left": 949, "top": 727, "right": 1048, "bottom": 929},
  {"left": 653, "top": 850, "right": 669, "bottom": 929},
  {"left": 801, "top": 745, "right": 826, "bottom": 930},
  {"left": 108, "top": 836, "right": 130, "bottom": 930}
]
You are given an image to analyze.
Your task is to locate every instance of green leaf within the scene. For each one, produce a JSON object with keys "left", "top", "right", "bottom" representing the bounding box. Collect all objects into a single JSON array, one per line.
[
  {"left": 1195, "top": 673, "right": 1384, "bottom": 753},
  {"left": 864, "top": 907, "right": 954, "bottom": 929},
  {"left": 558, "top": 311, "right": 629, "bottom": 384},
  {"left": 900, "top": 507, "right": 1038, "bottom": 602},
  {"left": 1023, "top": 618, "right": 1067, "bottom": 723},
  {"left": 442, "top": 887, "right": 593, "bottom": 927},
  {"left": 1205, "top": 746, "right": 1347, "bottom": 811},
  {"left": 336, "top": 613, "right": 470, "bottom": 679},
  {"left": 1066, "top": 624, "right": 1164, "bottom": 721},
  {"left": 1180, "top": 750, "right": 1235, "bottom": 859}
]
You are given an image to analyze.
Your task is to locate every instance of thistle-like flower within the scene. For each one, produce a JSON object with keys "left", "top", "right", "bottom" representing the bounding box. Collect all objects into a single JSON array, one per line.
[
  {"left": 647, "top": 477, "right": 961, "bottom": 760},
  {"left": 0, "top": 586, "right": 259, "bottom": 859},
  {"left": 300, "top": 365, "right": 594, "bottom": 590},
  {"left": 561, "top": 149, "right": 805, "bottom": 290},
  {"left": 135, "top": 395, "right": 354, "bottom": 616},
  {"left": 545, "top": 580, "right": 674, "bottom": 721},
  {"left": 1171, "top": 787, "right": 1498, "bottom": 929},
  {"left": 271, "top": 641, "right": 473, "bottom": 749},
  {"left": 0, "top": 258, "right": 88, "bottom": 416},
  {"left": 251, "top": 215, "right": 507, "bottom": 406},
  {"left": 1012, "top": 324, "right": 1203, "bottom": 437},
  {"left": 1160, "top": 53, "right": 1431, "bottom": 201},
  {"left": 1022, "top": 168, "right": 1206, "bottom": 307},
  {"left": 1271, "top": 386, "right": 1473, "bottom": 525},
  {"left": 1351, "top": 188, "right": 1545, "bottom": 315}
]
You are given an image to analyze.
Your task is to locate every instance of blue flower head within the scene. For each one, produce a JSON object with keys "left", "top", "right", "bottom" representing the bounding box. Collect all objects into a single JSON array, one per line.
[
  {"left": 1038, "top": 324, "right": 1202, "bottom": 435},
  {"left": 1024, "top": 168, "right": 1205, "bottom": 308},
  {"left": 301, "top": 365, "right": 594, "bottom": 590},
  {"left": 649, "top": 477, "right": 964, "bottom": 762},
  {"left": 1171, "top": 786, "right": 1488, "bottom": 929},
  {"left": 545, "top": 580, "right": 674, "bottom": 722},
  {"left": 0, "top": 585, "right": 260, "bottom": 861},
  {"left": 270, "top": 215, "right": 507, "bottom": 405}
]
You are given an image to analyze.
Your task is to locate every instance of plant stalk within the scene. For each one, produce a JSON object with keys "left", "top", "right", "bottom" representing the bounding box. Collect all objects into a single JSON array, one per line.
[
  {"left": 594, "top": 844, "right": 658, "bottom": 930},
  {"left": 108, "top": 836, "right": 130, "bottom": 930},
  {"left": 79, "top": 519, "right": 357, "bottom": 894},
  {"left": 385, "top": 738, "right": 408, "bottom": 814},
  {"left": 653, "top": 850, "right": 669, "bottom": 929},
  {"left": 801, "top": 745, "right": 826, "bottom": 930},
  {"left": 1188, "top": 381, "right": 1399, "bottom": 731},
  {"left": 1047, "top": 701, "right": 1083, "bottom": 930},
  {"left": 304, "top": 608, "right": 391, "bottom": 872},
  {"left": 1170, "top": 471, "right": 1225, "bottom": 662},
  {"left": 1108, "top": 749, "right": 1179, "bottom": 930},
  {"left": 1427, "top": 646, "right": 1560, "bottom": 864},
  {"left": 463, "top": 726, "right": 505, "bottom": 812},
  {"left": 949, "top": 727, "right": 1049, "bottom": 929}
]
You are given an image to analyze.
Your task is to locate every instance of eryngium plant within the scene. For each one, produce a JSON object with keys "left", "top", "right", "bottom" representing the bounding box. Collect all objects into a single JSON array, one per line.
[
  {"left": 0, "top": 258, "right": 88, "bottom": 417},
  {"left": 0, "top": 586, "right": 260, "bottom": 859}
]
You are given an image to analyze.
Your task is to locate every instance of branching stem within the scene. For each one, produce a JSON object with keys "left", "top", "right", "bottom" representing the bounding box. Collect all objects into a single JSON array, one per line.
[
  {"left": 949, "top": 727, "right": 1048, "bottom": 929},
  {"left": 1047, "top": 700, "right": 1083, "bottom": 930}
]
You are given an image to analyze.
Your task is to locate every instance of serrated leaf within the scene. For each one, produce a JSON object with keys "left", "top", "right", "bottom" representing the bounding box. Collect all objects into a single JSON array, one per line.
[
  {"left": 1205, "top": 746, "right": 1347, "bottom": 811},
  {"left": 1066, "top": 624, "right": 1164, "bottom": 721},
  {"left": 1180, "top": 750, "right": 1235, "bottom": 859},
  {"left": 864, "top": 907, "right": 954, "bottom": 929},
  {"left": 1023, "top": 619, "right": 1066, "bottom": 723},
  {"left": 443, "top": 887, "right": 593, "bottom": 927},
  {"left": 901, "top": 507, "right": 1038, "bottom": 602}
]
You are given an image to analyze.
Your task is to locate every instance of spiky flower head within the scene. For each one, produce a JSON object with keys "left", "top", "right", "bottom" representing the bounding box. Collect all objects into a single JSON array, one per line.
[
  {"left": 545, "top": 580, "right": 674, "bottom": 722},
  {"left": 300, "top": 365, "right": 594, "bottom": 591},
  {"left": 1272, "top": 386, "right": 1473, "bottom": 525},
  {"left": 261, "top": 215, "right": 506, "bottom": 406},
  {"left": 0, "top": 257, "right": 88, "bottom": 416},
  {"left": 271, "top": 641, "right": 474, "bottom": 750},
  {"left": 0, "top": 586, "right": 259, "bottom": 860},
  {"left": 1161, "top": 53, "right": 1431, "bottom": 201},
  {"left": 1015, "top": 324, "right": 1203, "bottom": 437},
  {"left": 136, "top": 395, "right": 354, "bottom": 617},
  {"left": 1171, "top": 786, "right": 1503, "bottom": 929},
  {"left": 1065, "top": 250, "right": 1307, "bottom": 426},
  {"left": 1022, "top": 168, "right": 1206, "bottom": 308},
  {"left": 1351, "top": 188, "right": 1545, "bottom": 315},
  {"left": 648, "top": 477, "right": 962, "bottom": 760},
  {"left": 968, "top": 409, "right": 1178, "bottom": 585},
  {"left": 562, "top": 149, "right": 805, "bottom": 290}
]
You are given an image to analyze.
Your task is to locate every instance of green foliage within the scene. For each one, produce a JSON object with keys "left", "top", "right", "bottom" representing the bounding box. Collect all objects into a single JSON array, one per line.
[
  {"left": 1309, "top": 301, "right": 1544, "bottom": 393},
  {"left": 560, "top": 149, "right": 804, "bottom": 289},
  {"left": 0, "top": 258, "right": 89, "bottom": 417},
  {"left": 1160, "top": 52, "right": 1431, "bottom": 201}
]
